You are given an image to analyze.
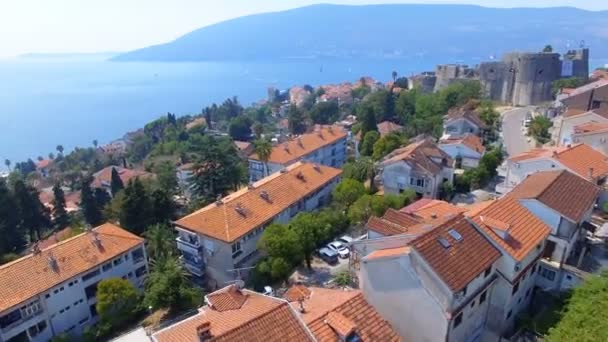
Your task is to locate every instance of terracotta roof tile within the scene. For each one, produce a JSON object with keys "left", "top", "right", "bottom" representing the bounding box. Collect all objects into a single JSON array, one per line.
[
  {"left": 411, "top": 215, "right": 501, "bottom": 292},
  {"left": 154, "top": 287, "right": 313, "bottom": 342},
  {"left": 249, "top": 126, "right": 347, "bottom": 165},
  {"left": 284, "top": 285, "right": 312, "bottom": 303},
  {"left": 377, "top": 121, "right": 403, "bottom": 137},
  {"left": 412, "top": 200, "right": 468, "bottom": 221},
  {"left": 207, "top": 285, "right": 249, "bottom": 312},
  {"left": 462, "top": 200, "right": 495, "bottom": 218},
  {"left": 445, "top": 106, "right": 485, "bottom": 129},
  {"left": 573, "top": 122, "right": 608, "bottom": 135},
  {"left": 383, "top": 139, "right": 453, "bottom": 175},
  {"left": 365, "top": 246, "right": 411, "bottom": 260},
  {"left": 470, "top": 197, "right": 551, "bottom": 261},
  {"left": 0, "top": 223, "right": 143, "bottom": 312},
  {"left": 440, "top": 133, "right": 486, "bottom": 154},
  {"left": 400, "top": 198, "right": 435, "bottom": 214},
  {"left": 325, "top": 312, "right": 357, "bottom": 337},
  {"left": 507, "top": 170, "right": 600, "bottom": 223},
  {"left": 175, "top": 162, "right": 341, "bottom": 242},
  {"left": 91, "top": 166, "right": 155, "bottom": 188}
]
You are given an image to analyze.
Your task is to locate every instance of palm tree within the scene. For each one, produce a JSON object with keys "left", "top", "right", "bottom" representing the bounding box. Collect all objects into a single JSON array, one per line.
[
  {"left": 392, "top": 71, "right": 398, "bottom": 83},
  {"left": 143, "top": 223, "right": 177, "bottom": 259},
  {"left": 56, "top": 145, "right": 64, "bottom": 155},
  {"left": 37, "top": 156, "right": 43, "bottom": 162},
  {"left": 93, "top": 139, "right": 98, "bottom": 148},
  {"left": 4, "top": 159, "right": 10, "bottom": 171},
  {"left": 48, "top": 152, "right": 55, "bottom": 160},
  {"left": 253, "top": 138, "right": 273, "bottom": 178}
]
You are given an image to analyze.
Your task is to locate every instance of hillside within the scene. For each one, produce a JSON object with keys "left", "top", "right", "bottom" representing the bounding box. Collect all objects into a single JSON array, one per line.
[{"left": 113, "top": 4, "right": 608, "bottom": 62}]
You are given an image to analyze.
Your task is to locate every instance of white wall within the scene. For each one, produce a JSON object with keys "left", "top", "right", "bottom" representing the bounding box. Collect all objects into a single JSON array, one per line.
[
  {"left": 504, "top": 159, "right": 565, "bottom": 189},
  {"left": 439, "top": 144, "right": 483, "bottom": 169},
  {"left": 557, "top": 112, "right": 608, "bottom": 146},
  {"left": 444, "top": 118, "right": 481, "bottom": 138},
  {"left": 382, "top": 161, "right": 449, "bottom": 198},
  {"left": 518, "top": 199, "right": 561, "bottom": 235}
]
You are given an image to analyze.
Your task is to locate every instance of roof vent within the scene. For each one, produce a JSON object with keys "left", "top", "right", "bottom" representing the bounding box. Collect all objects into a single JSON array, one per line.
[
  {"left": 317, "top": 131, "right": 324, "bottom": 139},
  {"left": 448, "top": 229, "right": 463, "bottom": 241},
  {"left": 296, "top": 171, "right": 306, "bottom": 182},
  {"left": 260, "top": 190, "right": 272, "bottom": 203},
  {"left": 437, "top": 237, "right": 451, "bottom": 249},
  {"left": 552, "top": 150, "right": 558, "bottom": 158},
  {"left": 279, "top": 168, "right": 288, "bottom": 174},
  {"left": 48, "top": 253, "right": 59, "bottom": 272},
  {"left": 589, "top": 167, "right": 594, "bottom": 179},
  {"left": 235, "top": 203, "right": 247, "bottom": 217},
  {"left": 32, "top": 242, "right": 41, "bottom": 255},
  {"left": 90, "top": 231, "right": 102, "bottom": 249},
  {"left": 313, "top": 164, "right": 321, "bottom": 172},
  {"left": 196, "top": 321, "right": 213, "bottom": 341},
  {"left": 430, "top": 213, "right": 438, "bottom": 219},
  {"left": 328, "top": 126, "right": 334, "bottom": 134},
  {"left": 215, "top": 195, "right": 224, "bottom": 206}
]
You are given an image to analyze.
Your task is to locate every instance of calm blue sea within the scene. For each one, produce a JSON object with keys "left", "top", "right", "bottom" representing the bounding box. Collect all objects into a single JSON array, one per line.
[{"left": 1, "top": 55, "right": 606, "bottom": 168}]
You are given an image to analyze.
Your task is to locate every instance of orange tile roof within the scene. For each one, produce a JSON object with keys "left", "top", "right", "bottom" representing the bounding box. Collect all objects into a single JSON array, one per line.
[
  {"left": 185, "top": 117, "right": 207, "bottom": 130},
  {"left": 411, "top": 215, "right": 501, "bottom": 292},
  {"left": 509, "top": 143, "right": 608, "bottom": 180},
  {"left": 440, "top": 133, "right": 486, "bottom": 154},
  {"left": 412, "top": 200, "right": 468, "bottom": 221},
  {"left": 285, "top": 287, "right": 401, "bottom": 342},
  {"left": 0, "top": 223, "right": 143, "bottom": 313},
  {"left": 445, "top": 106, "right": 485, "bottom": 128},
  {"left": 507, "top": 170, "right": 600, "bottom": 223},
  {"left": 383, "top": 138, "right": 453, "bottom": 175},
  {"left": 573, "top": 122, "right": 608, "bottom": 134},
  {"left": 91, "top": 166, "right": 155, "bottom": 188},
  {"left": 284, "top": 285, "right": 312, "bottom": 303},
  {"left": 366, "top": 209, "right": 425, "bottom": 237},
  {"left": 470, "top": 197, "right": 551, "bottom": 261},
  {"left": 36, "top": 159, "right": 52, "bottom": 169},
  {"left": 400, "top": 198, "right": 435, "bottom": 214},
  {"left": 462, "top": 200, "right": 495, "bottom": 218},
  {"left": 249, "top": 126, "right": 347, "bottom": 165},
  {"left": 153, "top": 286, "right": 313, "bottom": 342},
  {"left": 365, "top": 246, "right": 411, "bottom": 260},
  {"left": 175, "top": 162, "right": 342, "bottom": 242},
  {"left": 355, "top": 121, "right": 404, "bottom": 141},
  {"left": 207, "top": 285, "right": 249, "bottom": 312}
]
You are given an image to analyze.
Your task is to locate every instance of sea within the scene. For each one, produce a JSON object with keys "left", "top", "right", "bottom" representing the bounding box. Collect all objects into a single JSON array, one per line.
[{"left": 1, "top": 55, "right": 607, "bottom": 169}]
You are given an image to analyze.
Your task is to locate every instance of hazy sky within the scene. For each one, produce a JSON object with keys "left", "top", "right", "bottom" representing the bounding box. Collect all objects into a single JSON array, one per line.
[{"left": 0, "top": 0, "right": 605, "bottom": 57}]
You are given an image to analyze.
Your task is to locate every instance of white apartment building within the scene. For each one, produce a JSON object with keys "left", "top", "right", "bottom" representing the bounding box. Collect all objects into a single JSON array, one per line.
[
  {"left": 248, "top": 125, "right": 347, "bottom": 181},
  {"left": 380, "top": 138, "right": 454, "bottom": 199},
  {"left": 442, "top": 106, "right": 485, "bottom": 139},
  {"left": 173, "top": 162, "right": 342, "bottom": 288},
  {"left": 554, "top": 109, "right": 608, "bottom": 147},
  {"left": 0, "top": 223, "right": 148, "bottom": 342},
  {"left": 439, "top": 133, "right": 486, "bottom": 169}
]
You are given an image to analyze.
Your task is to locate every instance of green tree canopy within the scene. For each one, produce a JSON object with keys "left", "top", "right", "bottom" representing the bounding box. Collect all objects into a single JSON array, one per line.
[
  {"left": 332, "top": 178, "right": 366, "bottom": 209},
  {"left": 342, "top": 157, "right": 375, "bottom": 183},
  {"left": 143, "top": 223, "right": 177, "bottom": 259},
  {"left": 372, "top": 132, "right": 406, "bottom": 161},
  {"left": 228, "top": 116, "right": 253, "bottom": 141},
  {"left": 360, "top": 131, "right": 380, "bottom": 157},
  {"left": 258, "top": 223, "right": 302, "bottom": 266},
  {"left": 110, "top": 167, "right": 124, "bottom": 196},
  {"left": 96, "top": 278, "right": 139, "bottom": 333},
  {"left": 253, "top": 138, "right": 273, "bottom": 177},
  {"left": 144, "top": 255, "right": 202, "bottom": 311},
  {"left": 347, "top": 194, "right": 388, "bottom": 224},
  {"left": 52, "top": 183, "right": 70, "bottom": 229},
  {"left": 119, "top": 178, "right": 152, "bottom": 235},
  {"left": 287, "top": 104, "right": 307, "bottom": 135},
  {"left": 0, "top": 179, "right": 25, "bottom": 255},
  {"left": 552, "top": 77, "right": 585, "bottom": 96},
  {"left": 528, "top": 116, "right": 552, "bottom": 145},
  {"left": 290, "top": 213, "right": 325, "bottom": 269},
  {"left": 309, "top": 100, "right": 340, "bottom": 125}
]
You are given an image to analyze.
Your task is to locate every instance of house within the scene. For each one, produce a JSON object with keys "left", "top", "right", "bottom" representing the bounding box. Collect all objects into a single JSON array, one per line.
[
  {"left": 380, "top": 138, "right": 455, "bottom": 199},
  {"left": 0, "top": 223, "right": 148, "bottom": 342},
  {"left": 498, "top": 143, "right": 608, "bottom": 195},
  {"left": 283, "top": 285, "right": 402, "bottom": 341},
  {"left": 559, "top": 80, "right": 608, "bottom": 114},
  {"left": 151, "top": 285, "right": 315, "bottom": 342},
  {"left": 173, "top": 162, "right": 342, "bottom": 287},
  {"left": 233, "top": 140, "right": 253, "bottom": 158},
  {"left": 506, "top": 170, "right": 600, "bottom": 291},
  {"left": 356, "top": 215, "right": 502, "bottom": 342},
  {"left": 91, "top": 166, "right": 155, "bottom": 194},
  {"left": 36, "top": 159, "right": 52, "bottom": 178},
  {"left": 567, "top": 121, "right": 608, "bottom": 156},
  {"left": 248, "top": 126, "right": 347, "bottom": 182},
  {"left": 39, "top": 187, "right": 80, "bottom": 213},
  {"left": 439, "top": 133, "right": 486, "bottom": 168},
  {"left": 554, "top": 108, "right": 608, "bottom": 146},
  {"left": 442, "top": 105, "right": 485, "bottom": 139}
]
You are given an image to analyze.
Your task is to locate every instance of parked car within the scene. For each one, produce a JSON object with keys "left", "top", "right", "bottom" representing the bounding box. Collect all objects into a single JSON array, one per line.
[
  {"left": 338, "top": 235, "right": 354, "bottom": 246},
  {"left": 318, "top": 247, "right": 339, "bottom": 264},
  {"left": 327, "top": 241, "right": 350, "bottom": 259}
]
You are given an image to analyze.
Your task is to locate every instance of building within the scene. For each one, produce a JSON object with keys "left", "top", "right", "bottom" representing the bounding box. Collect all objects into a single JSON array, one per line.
[
  {"left": 356, "top": 215, "right": 501, "bottom": 342},
  {"left": 35, "top": 160, "right": 52, "bottom": 178},
  {"left": 569, "top": 122, "right": 608, "bottom": 156},
  {"left": 283, "top": 285, "right": 401, "bottom": 341},
  {"left": 506, "top": 170, "right": 600, "bottom": 291},
  {"left": 0, "top": 223, "right": 148, "bottom": 342},
  {"left": 380, "top": 138, "right": 454, "bottom": 199},
  {"left": 233, "top": 140, "right": 253, "bottom": 158},
  {"left": 439, "top": 134, "right": 486, "bottom": 168},
  {"left": 560, "top": 74, "right": 608, "bottom": 114},
  {"left": 555, "top": 109, "right": 608, "bottom": 147},
  {"left": 498, "top": 143, "right": 608, "bottom": 195},
  {"left": 442, "top": 106, "right": 485, "bottom": 139},
  {"left": 173, "top": 162, "right": 342, "bottom": 287},
  {"left": 151, "top": 285, "right": 315, "bottom": 342},
  {"left": 91, "top": 166, "right": 155, "bottom": 194},
  {"left": 354, "top": 121, "right": 404, "bottom": 156},
  {"left": 433, "top": 64, "right": 477, "bottom": 92},
  {"left": 248, "top": 126, "right": 347, "bottom": 182}
]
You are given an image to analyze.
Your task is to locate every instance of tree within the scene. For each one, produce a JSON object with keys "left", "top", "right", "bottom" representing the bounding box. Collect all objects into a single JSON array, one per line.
[
  {"left": 228, "top": 116, "right": 253, "bottom": 141},
  {"left": 154, "top": 161, "right": 178, "bottom": 195},
  {"left": 332, "top": 178, "right": 366, "bottom": 209},
  {"left": 110, "top": 167, "right": 124, "bottom": 196},
  {"left": 52, "top": 183, "right": 70, "bottom": 229},
  {"left": 546, "top": 271, "right": 608, "bottom": 341},
  {"left": 360, "top": 131, "right": 380, "bottom": 157},
  {"left": 96, "top": 278, "right": 139, "bottom": 332},
  {"left": 0, "top": 179, "right": 25, "bottom": 255},
  {"left": 309, "top": 100, "right": 339, "bottom": 125},
  {"left": 543, "top": 44, "right": 553, "bottom": 53},
  {"left": 93, "top": 139, "right": 98, "bottom": 148},
  {"left": 357, "top": 105, "right": 377, "bottom": 138},
  {"left": 143, "top": 223, "right": 177, "bottom": 259},
  {"left": 13, "top": 180, "right": 50, "bottom": 241},
  {"left": 80, "top": 177, "right": 104, "bottom": 226},
  {"left": 290, "top": 213, "right": 323, "bottom": 269},
  {"left": 528, "top": 116, "right": 552, "bottom": 145},
  {"left": 48, "top": 153, "right": 55, "bottom": 160},
  {"left": 552, "top": 77, "right": 585, "bottom": 96},
  {"left": 4, "top": 159, "right": 10, "bottom": 171},
  {"left": 119, "top": 179, "right": 152, "bottom": 235},
  {"left": 287, "top": 104, "right": 307, "bottom": 135},
  {"left": 253, "top": 138, "right": 273, "bottom": 178},
  {"left": 258, "top": 223, "right": 302, "bottom": 266},
  {"left": 144, "top": 255, "right": 201, "bottom": 311},
  {"left": 342, "top": 157, "right": 374, "bottom": 183},
  {"left": 56, "top": 145, "right": 64, "bottom": 155},
  {"left": 392, "top": 70, "right": 398, "bottom": 83},
  {"left": 362, "top": 89, "right": 395, "bottom": 123},
  {"left": 150, "top": 189, "right": 175, "bottom": 224},
  {"left": 372, "top": 132, "right": 406, "bottom": 160},
  {"left": 348, "top": 194, "right": 388, "bottom": 223}
]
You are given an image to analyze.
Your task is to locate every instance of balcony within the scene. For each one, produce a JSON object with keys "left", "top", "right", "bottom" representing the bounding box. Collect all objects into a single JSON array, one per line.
[
  {"left": 181, "top": 256, "right": 206, "bottom": 277},
  {"left": 0, "top": 308, "right": 42, "bottom": 333},
  {"left": 176, "top": 236, "right": 202, "bottom": 255}
]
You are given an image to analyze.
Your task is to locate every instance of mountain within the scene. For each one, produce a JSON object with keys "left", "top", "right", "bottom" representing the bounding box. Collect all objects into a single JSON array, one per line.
[{"left": 113, "top": 4, "right": 608, "bottom": 62}]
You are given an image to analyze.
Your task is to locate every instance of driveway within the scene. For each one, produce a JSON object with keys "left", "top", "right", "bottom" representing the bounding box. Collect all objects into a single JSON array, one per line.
[
  {"left": 289, "top": 255, "right": 349, "bottom": 286},
  {"left": 501, "top": 107, "right": 534, "bottom": 157}
]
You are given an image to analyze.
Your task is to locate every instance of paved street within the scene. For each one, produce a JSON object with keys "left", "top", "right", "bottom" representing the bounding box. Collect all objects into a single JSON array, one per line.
[{"left": 501, "top": 107, "right": 534, "bottom": 157}]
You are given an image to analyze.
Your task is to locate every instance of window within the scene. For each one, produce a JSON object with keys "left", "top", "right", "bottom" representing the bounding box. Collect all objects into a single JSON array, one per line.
[
  {"left": 22, "top": 301, "right": 41, "bottom": 317},
  {"left": 85, "top": 282, "right": 99, "bottom": 299},
  {"left": 128, "top": 272, "right": 133, "bottom": 278},
  {"left": 518, "top": 297, "right": 522, "bottom": 304},
  {"left": 416, "top": 178, "right": 425, "bottom": 187},
  {"left": 531, "top": 264, "right": 537, "bottom": 274},
  {"left": 592, "top": 100, "right": 601, "bottom": 110},
  {"left": 45, "top": 294, "right": 50, "bottom": 299},
  {"left": 89, "top": 305, "right": 98, "bottom": 318},
  {"left": 0, "top": 309, "right": 23, "bottom": 329},
  {"left": 480, "top": 290, "right": 487, "bottom": 304},
  {"left": 462, "top": 286, "right": 467, "bottom": 296},
  {"left": 470, "top": 300, "right": 476, "bottom": 308},
  {"left": 79, "top": 317, "right": 89, "bottom": 325},
  {"left": 27, "top": 320, "right": 47, "bottom": 337},
  {"left": 506, "top": 310, "right": 512, "bottom": 319},
  {"left": 484, "top": 266, "right": 492, "bottom": 278},
  {"left": 453, "top": 312, "right": 463, "bottom": 328},
  {"left": 512, "top": 282, "right": 520, "bottom": 296},
  {"left": 74, "top": 301, "right": 79, "bottom": 306},
  {"left": 82, "top": 268, "right": 100, "bottom": 282},
  {"left": 113, "top": 257, "right": 124, "bottom": 266},
  {"left": 102, "top": 263, "right": 112, "bottom": 272},
  {"left": 135, "top": 265, "right": 147, "bottom": 278},
  {"left": 540, "top": 267, "right": 556, "bottom": 281},
  {"left": 124, "top": 253, "right": 129, "bottom": 261},
  {"left": 232, "top": 241, "right": 243, "bottom": 258}
]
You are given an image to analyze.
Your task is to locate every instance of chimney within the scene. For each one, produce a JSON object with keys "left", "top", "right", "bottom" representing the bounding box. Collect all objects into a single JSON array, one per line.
[
  {"left": 313, "top": 164, "right": 321, "bottom": 172},
  {"left": 430, "top": 213, "right": 438, "bottom": 219},
  {"left": 90, "top": 231, "right": 102, "bottom": 249},
  {"left": 297, "top": 137, "right": 303, "bottom": 148},
  {"left": 298, "top": 298, "right": 306, "bottom": 313},
  {"left": 589, "top": 167, "right": 594, "bottom": 180},
  {"left": 48, "top": 253, "right": 59, "bottom": 272},
  {"left": 196, "top": 322, "right": 212, "bottom": 342},
  {"left": 283, "top": 143, "right": 290, "bottom": 153}
]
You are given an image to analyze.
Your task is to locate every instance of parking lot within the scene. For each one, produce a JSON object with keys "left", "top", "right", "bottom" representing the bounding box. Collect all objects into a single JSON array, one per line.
[{"left": 289, "top": 254, "right": 349, "bottom": 286}]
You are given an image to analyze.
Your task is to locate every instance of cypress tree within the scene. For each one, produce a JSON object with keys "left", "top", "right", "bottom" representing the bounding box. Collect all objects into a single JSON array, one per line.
[
  {"left": 110, "top": 167, "right": 124, "bottom": 196},
  {"left": 119, "top": 179, "right": 151, "bottom": 235},
  {"left": 0, "top": 180, "right": 25, "bottom": 254},
  {"left": 80, "top": 177, "right": 103, "bottom": 226},
  {"left": 52, "top": 183, "right": 70, "bottom": 229}
]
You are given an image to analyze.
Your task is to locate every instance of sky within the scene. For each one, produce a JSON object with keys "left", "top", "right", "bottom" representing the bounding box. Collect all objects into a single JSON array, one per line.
[{"left": 0, "top": 0, "right": 605, "bottom": 58}]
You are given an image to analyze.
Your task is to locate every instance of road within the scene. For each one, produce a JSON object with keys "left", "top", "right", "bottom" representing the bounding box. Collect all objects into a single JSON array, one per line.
[{"left": 501, "top": 107, "right": 534, "bottom": 157}]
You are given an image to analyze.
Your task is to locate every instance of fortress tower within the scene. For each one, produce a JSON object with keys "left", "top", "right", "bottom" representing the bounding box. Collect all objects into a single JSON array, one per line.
[{"left": 501, "top": 52, "right": 561, "bottom": 106}]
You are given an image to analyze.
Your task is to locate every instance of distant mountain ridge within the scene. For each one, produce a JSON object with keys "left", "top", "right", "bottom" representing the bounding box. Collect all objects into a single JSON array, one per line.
[{"left": 113, "top": 4, "right": 608, "bottom": 62}]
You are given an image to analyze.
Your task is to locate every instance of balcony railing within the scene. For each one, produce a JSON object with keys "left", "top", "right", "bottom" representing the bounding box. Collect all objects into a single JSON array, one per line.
[{"left": 1, "top": 308, "right": 42, "bottom": 333}]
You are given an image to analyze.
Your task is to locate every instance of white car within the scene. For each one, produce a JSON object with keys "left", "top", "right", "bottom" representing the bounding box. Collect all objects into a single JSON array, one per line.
[
  {"left": 338, "top": 235, "right": 353, "bottom": 246},
  {"left": 327, "top": 241, "right": 350, "bottom": 259}
]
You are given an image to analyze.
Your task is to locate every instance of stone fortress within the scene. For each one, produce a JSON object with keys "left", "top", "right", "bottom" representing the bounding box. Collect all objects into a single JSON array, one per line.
[{"left": 409, "top": 48, "right": 589, "bottom": 106}]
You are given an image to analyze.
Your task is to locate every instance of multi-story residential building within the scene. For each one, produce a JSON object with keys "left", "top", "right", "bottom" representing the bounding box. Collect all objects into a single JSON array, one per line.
[
  {"left": 497, "top": 143, "right": 608, "bottom": 194},
  {"left": 149, "top": 284, "right": 401, "bottom": 342},
  {"left": 554, "top": 109, "right": 608, "bottom": 147},
  {"left": 356, "top": 215, "right": 502, "bottom": 342},
  {"left": 439, "top": 133, "right": 486, "bottom": 168},
  {"left": 173, "top": 162, "right": 342, "bottom": 287},
  {"left": 559, "top": 80, "right": 608, "bottom": 114},
  {"left": 248, "top": 125, "right": 347, "bottom": 181},
  {"left": 565, "top": 121, "right": 608, "bottom": 156},
  {"left": 442, "top": 105, "right": 485, "bottom": 139},
  {"left": 506, "top": 170, "right": 600, "bottom": 291},
  {"left": 0, "top": 223, "right": 148, "bottom": 342},
  {"left": 380, "top": 138, "right": 455, "bottom": 198}
]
